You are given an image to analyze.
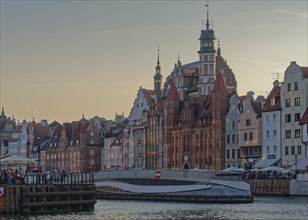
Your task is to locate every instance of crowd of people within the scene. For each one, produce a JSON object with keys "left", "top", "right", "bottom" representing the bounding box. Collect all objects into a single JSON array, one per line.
[
  {"left": 0, "top": 167, "right": 67, "bottom": 185},
  {"left": 242, "top": 169, "right": 307, "bottom": 180},
  {"left": 0, "top": 168, "right": 25, "bottom": 185}
]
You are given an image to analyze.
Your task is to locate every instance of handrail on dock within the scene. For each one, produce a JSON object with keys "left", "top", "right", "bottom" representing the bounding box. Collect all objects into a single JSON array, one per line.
[{"left": 11, "top": 172, "right": 94, "bottom": 185}]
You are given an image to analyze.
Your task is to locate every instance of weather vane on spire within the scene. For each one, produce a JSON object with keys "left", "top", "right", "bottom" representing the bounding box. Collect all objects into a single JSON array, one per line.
[
  {"left": 157, "top": 43, "right": 160, "bottom": 65},
  {"left": 205, "top": 0, "right": 210, "bottom": 30}
]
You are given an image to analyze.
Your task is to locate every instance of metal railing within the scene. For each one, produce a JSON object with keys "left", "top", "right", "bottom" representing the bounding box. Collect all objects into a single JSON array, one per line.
[{"left": 8, "top": 172, "right": 95, "bottom": 185}]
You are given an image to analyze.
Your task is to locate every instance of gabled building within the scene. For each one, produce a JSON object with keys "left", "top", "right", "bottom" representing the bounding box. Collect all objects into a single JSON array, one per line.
[
  {"left": 46, "top": 117, "right": 102, "bottom": 172},
  {"left": 0, "top": 107, "right": 16, "bottom": 157},
  {"left": 257, "top": 80, "right": 282, "bottom": 168},
  {"left": 225, "top": 94, "right": 242, "bottom": 168},
  {"left": 109, "top": 134, "right": 123, "bottom": 168},
  {"left": 103, "top": 134, "right": 117, "bottom": 169},
  {"left": 238, "top": 92, "right": 264, "bottom": 169},
  {"left": 169, "top": 73, "right": 229, "bottom": 170},
  {"left": 281, "top": 62, "right": 308, "bottom": 168}
]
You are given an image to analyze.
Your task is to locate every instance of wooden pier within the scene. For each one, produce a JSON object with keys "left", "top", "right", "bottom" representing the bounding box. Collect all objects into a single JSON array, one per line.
[
  {"left": 0, "top": 172, "right": 96, "bottom": 214},
  {"left": 245, "top": 179, "right": 290, "bottom": 196}
]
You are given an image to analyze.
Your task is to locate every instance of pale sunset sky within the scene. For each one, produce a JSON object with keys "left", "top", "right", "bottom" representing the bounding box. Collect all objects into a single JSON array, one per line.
[{"left": 0, "top": 0, "right": 307, "bottom": 123}]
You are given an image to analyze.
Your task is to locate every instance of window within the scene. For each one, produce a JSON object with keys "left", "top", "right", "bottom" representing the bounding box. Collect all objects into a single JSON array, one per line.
[
  {"left": 227, "top": 135, "right": 230, "bottom": 144},
  {"left": 237, "top": 149, "right": 241, "bottom": 159},
  {"left": 273, "top": 114, "right": 277, "bottom": 122},
  {"left": 244, "top": 133, "right": 247, "bottom": 141},
  {"left": 246, "top": 119, "right": 251, "bottom": 126},
  {"left": 271, "top": 98, "right": 275, "bottom": 106},
  {"left": 273, "top": 146, "right": 277, "bottom": 153},
  {"left": 226, "top": 150, "right": 230, "bottom": 159},
  {"left": 285, "top": 146, "right": 289, "bottom": 155},
  {"left": 295, "top": 97, "right": 301, "bottom": 106},
  {"left": 232, "top": 149, "right": 236, "bottom": 159},
  {"left": 298, "top": 145, "right": 302, "bottom": 154},
  {"left": 286, "top": 130, "right": 291, "bottom": 139},
  {"left": 273, "top": 130, "right": 277, "bottom": 137},
  {"left": 249, "top": 132, "right": 253, "bottom": 140},
  {"left": 232, "top": 134, "right": 236, "bottom": 143},
  {"left": 285, "top": 114, "right": 291, "bottom": 123},
  {"left": 287, "top": 83, "right": 291, "bottom": 91},
  {"left": 295, "top": 129, "right": 301, "bottom": 138},
  {"left": 232, "top": 121, "right": 235, "bottom": 129},
  {"left": 291, "top": 146, "right": 295, "bottom": 155},
  {"left": 285, "top": 99, "right": 291, "bottom": 107},
  {"left": 295, "top": 113, "right": 301, "bottom": 122},
  {"left": 294, "top": 82, "right": 298, "bottom": 91},
  {"left": 267, "top": 146, "right": 270, "bottom": 154},
  {"left": 266, "top": 130, "right": 270, "bottom": 138},
  {"left": 266, "top": 115, "right": 270, "bottom": 122}
]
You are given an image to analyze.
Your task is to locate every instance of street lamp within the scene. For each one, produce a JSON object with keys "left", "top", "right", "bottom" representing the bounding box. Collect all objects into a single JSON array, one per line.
[{"left": 295, "top": 154, "right": 298, "bottom": 177}]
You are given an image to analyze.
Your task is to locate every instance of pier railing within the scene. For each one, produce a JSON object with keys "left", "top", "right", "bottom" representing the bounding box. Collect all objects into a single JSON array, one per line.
[
  {"left": 19, "top": 172, "right": 94, "bottom": 185},
  {"left": 95, "top": 169, "right": 242, "bottom": 182}
]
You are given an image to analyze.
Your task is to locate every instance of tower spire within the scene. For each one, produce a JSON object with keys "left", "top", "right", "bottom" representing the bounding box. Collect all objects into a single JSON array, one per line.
[
  {"left": 157, "top": 43, "right": 160, "bottom": 65},
  {"left": 177, "top": 51, "right": 181, "bottom": 66},
  {"left": 217, "top": 39, "right": 221, "bottom": 56},
  {"left": 205, "top": 1, "right": 209, "bottom": 30}
]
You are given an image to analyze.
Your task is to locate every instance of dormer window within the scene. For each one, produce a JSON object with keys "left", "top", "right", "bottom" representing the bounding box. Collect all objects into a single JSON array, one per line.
[{"left": 271, "top": 98, "right": 275, "bottom": 106}]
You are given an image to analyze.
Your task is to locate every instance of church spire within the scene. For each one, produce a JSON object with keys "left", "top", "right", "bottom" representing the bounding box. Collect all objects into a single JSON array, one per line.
[
  {"left": 154, "top": 45, "right": 162, "bottom": 95},
  {"left": 206, "top": 1, "right": 209, "bottom": 30},
  {"left": 177, "top": 52, "right": 181, "bottom": 66},
  {"left": 157, "top": 44, "right": 160, "bottom": 65}
]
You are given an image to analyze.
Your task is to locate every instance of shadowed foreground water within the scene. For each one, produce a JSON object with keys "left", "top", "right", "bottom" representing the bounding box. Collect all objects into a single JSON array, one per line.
[{"left": 1, "top": 196, "right": 307, "bottom": 220}]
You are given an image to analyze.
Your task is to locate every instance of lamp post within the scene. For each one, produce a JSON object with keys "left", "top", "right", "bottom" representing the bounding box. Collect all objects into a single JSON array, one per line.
[{"left": 295, "top": 154, "right": 298, "bottom": 177}]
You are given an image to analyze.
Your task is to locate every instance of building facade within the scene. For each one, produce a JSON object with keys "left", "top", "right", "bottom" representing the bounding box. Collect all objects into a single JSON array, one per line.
[
  {"left": 259, "top": 80, "right": 282, "bottom": 168},
  {"left": 281, "top": 62, "right": 308, "bottom": 168},
  {"left": 238, "top": 92, "right": 263, "bottom": 169},
  {"left": 225, "top": 94, "right": 242, "bottom": 168}
]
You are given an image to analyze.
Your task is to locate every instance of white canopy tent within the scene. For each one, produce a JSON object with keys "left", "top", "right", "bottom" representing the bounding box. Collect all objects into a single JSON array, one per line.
[{"left": 292, "top": 156, "right": 308, "bottom": 170}]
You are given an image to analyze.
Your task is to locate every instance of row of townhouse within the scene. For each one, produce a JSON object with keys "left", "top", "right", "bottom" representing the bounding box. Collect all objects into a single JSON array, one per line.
[
  {"left": 226, "top": 61, "right": 308, "bottom": 170},
  {"left": 102, "top": 61, "right": 307, "bottom": 171},
  {"left": 102, "top": 7, "right": 307, "bottom": 171},
  {"left": 0, "top": 114, "right": 124, "bottom": 173}
]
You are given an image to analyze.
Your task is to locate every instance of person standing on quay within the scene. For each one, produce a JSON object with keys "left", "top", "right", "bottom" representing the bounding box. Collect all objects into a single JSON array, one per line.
[
  {"left": 7, "top": 169, "right": 13, "bottom": 185},
  {"left": 45, "top": 169, "right": 51, "bottom": 184}
]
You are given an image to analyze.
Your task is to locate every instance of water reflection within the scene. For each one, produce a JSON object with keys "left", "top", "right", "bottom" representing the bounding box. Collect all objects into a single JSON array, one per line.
[{"left": 1, "top": 196, "right": 307, "bottom": 220}]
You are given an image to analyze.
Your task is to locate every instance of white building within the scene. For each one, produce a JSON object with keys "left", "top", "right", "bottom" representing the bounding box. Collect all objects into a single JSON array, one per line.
[
  {"left": 281, "top": 62, "right": 308, "bottom": 168},
  {"left": 225, "top": 94, "right": 243, "bottom": 168},
  {"left": 258, "top": 80, "right": 282, "bottom": 168}
]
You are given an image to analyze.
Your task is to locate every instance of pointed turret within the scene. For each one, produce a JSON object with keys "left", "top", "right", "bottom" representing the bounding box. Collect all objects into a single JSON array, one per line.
[
  {"left": 154, "top": 46, "right": 163, "bottom": 97},
  {"left": 212, "top": 73, "right": 227, "bottom": 93}
]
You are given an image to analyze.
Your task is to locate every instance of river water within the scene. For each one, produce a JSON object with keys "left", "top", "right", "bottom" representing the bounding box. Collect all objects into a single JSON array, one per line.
[{"left": 1, "top": 196, "right": 307, "bottom": 220}]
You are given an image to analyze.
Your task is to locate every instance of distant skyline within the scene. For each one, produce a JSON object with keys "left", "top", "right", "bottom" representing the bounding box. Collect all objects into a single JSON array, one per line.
[{"left": 0, "top": 0, "right": 307, "bottom": 123}]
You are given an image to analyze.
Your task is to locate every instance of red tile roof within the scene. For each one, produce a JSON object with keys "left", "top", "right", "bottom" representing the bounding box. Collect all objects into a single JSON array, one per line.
[
  {"left": 165, "top": 81, "right": 180, "bottom": 101},
  {"left": 262, "top": 84, "right": 281, "bottom": 112},
  {"left": 212, "top": 73, "right": 227, "bottom": 93},
  {"left": 299, "top": 107, "right": 308, "bottom": 125},
  {"left": 143, "top": 89, "right": 156, "bottom": 105},
  {"left": 239, "top": 95, "right": 246, "bottom": 102}
]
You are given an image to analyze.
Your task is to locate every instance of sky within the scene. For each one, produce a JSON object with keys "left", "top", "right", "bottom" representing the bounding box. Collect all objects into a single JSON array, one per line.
[{"left": 0, "top": 0, "right": 307, "bottom": 123}]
